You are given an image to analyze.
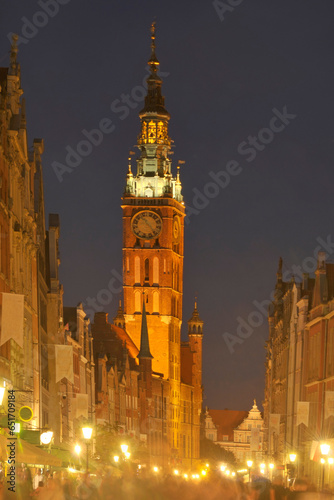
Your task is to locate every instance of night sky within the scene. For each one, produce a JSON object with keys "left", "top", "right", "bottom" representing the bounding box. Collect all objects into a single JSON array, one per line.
[{"left": 2, "top": 1, "right": 334, "bottom": 412}]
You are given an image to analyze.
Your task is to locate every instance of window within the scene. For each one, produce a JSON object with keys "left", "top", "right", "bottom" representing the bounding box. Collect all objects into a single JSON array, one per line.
[
  {"left": 153, "top": 257, "right": 159, "bottom": 284},
  {"left": 153, "top": 292, "right": 159, "bottom": 313},
  {"left": 135, "top": 256, "right": 140, "bottom": 284},
  {"left": 135, "top": 291, "right": 141, "bottom": 313},
  {"left": 144, "top": 258, "right": 149, "bottom": 282}
]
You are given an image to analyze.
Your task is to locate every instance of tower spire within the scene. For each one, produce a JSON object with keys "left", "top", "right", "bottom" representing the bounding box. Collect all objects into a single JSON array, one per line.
[
  {"left": 137, "top": 295, "right": 153, "bottom": 359},
  {"left": 9, "top": 34, "right": 20, "bottom": 77},
  {"left": 139, "top": 22, "right": 169, "bottom": 118},
  {"left": 148, "top": 21, "right": 159, "bottom": 76}
]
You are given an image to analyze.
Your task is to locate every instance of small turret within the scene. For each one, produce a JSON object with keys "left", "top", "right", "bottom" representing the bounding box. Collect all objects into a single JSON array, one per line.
[
  {"left": 312, "top": 252, "right": 328, "bottom": 307},
  {"left": 188, "top": 298, "right": 204, "bottom": 336},
  {"left": 113, "top": 299, "right": 125, "bottom": 329}
]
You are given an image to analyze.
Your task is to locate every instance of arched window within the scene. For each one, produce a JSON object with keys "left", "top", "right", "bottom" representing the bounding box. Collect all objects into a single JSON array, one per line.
[
  {"left": 144, "top": 187, "right": 153, "bottom": 197},
  {"left": 135, "top": 256, "right": 140, "bottom": 284},
  {"left": 153, "top": 291, "right": 159, "bottom": 313},
  {"left": 135, "top": 291, "right": 141, "bottom": 313},
  {"left": 153, "top": 257, "right": 159, "bottom": 284},
  {"left": 176, "top": 264, "right": 179, "bottom": 291},
  {"left": 144, "top": 258, "right": 149, "bottom": 282}
]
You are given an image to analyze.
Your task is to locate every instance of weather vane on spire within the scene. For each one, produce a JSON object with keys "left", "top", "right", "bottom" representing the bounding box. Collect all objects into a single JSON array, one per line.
[{"left": 148, "top": 20, "right": 159, "bottom": 75}]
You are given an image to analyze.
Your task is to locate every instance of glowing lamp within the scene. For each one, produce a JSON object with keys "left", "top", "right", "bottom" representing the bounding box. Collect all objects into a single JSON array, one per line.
[
  {"left": 247, "top": 460, "right": 253, "bottom": 468},
  {"left": 289, "top": 453, "right": 297, "bottom": 463},
  {"left": 40, "top": 431, "right": 53, "bottom": 445},
  {"left": 82, "top": 427, "right": 93, "bottom": 440},
  {"left": 121, "top": 444, "right": 128, "bottom": 454},
  {"left": 320, "top": 443, "right": 330, "bottom": 456},
  {"left": 0, "top": 387, "right": 5, "bottom": 406},
  {"left": 114, "top": 456, "right": 119, "bottom": 463},
  {"left": 74, "top": 444, "right": 81, "bottom": 455}
]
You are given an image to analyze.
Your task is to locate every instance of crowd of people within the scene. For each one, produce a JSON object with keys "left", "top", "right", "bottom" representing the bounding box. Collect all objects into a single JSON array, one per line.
[{"left": 0, "top": 467, "right": 333, "bottom": 499}]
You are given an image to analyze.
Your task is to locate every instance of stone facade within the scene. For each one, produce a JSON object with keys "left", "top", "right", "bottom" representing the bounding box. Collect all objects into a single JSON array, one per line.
[{"left": 263, "top": 252, "right": 334, "bottom": 488}]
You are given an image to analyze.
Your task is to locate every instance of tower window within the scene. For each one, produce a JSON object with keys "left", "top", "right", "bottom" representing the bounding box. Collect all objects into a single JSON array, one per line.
[
  {"left": 135, "top": 291, "right": 141, "bottom": 313},
  {"left": 153, "top": 291, "right": 159, "bottom": 313},
  {"left": 148, "top": 121, "right": 156, "bottom": 144},
  {"left": 153, "top": 257, "right": 159, "bottom": 284},
  {"left": 135, "top": 256, "right": 140, "bottom": 284},
  {"left": 144, "top": 258, "right": 149, "bottom": 282}
]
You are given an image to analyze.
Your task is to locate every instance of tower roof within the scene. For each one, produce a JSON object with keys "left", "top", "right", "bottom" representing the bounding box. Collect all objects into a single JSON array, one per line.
[
  {"left": 113, "top": 299, "right": 125, "bottom": 324},
  {"left": 139, "top": 22, "right": 169, "bottom": 118},
  {"left": 188, "top": 298, "right": 203, "bottom": 325},
  {"left": 137, "top": 296, "right": 153, "bottom": 359}
]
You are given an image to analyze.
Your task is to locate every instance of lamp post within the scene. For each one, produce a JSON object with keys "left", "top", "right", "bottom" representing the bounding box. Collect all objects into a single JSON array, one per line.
[
  {"left": 82, "top": 426, "right": 93, "bottom": 472},
  {"left": 247, "top": 460, "right": 253, "bottom": 483},
  {"left": 269, "top": 462, "right": 275, "bottom": 482},
  {"left": 320, "top": 443, "right": 330, "bottom": 491}
]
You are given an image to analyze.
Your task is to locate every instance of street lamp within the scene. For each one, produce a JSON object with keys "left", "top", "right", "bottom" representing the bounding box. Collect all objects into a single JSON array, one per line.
[
  {"left": 114, "top": 455, "right": 119, "bottom": 463},
  {"left": 120, "top": 444, "right": 128, "bottom": 454},
  {"left": 320, "top": 443, "right": 330, "bottom": 490},
  {"left": 74, "top": 444, "right": 81, "bottom": 456},
  {"left": 247, "top": 460, "right": 253, "bottom": 483},
  {"left": 0, "top": 386, "right": 5, "bottom": 406},
  {"left": 82, "top": 426, "right": 93, "bottom": 472},
  {"left": 40, "top": 431, "right": 53, "bottom": 445}
]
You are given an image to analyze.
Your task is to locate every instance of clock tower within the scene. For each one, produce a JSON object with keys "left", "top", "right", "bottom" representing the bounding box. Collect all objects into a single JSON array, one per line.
[{"left": 122, "top": 23, "right": 185, "bottom": 421}]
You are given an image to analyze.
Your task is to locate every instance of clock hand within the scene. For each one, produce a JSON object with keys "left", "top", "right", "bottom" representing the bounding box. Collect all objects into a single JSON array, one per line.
[{"left": 143, "top": 218, "right": 154, "bottom": 231}]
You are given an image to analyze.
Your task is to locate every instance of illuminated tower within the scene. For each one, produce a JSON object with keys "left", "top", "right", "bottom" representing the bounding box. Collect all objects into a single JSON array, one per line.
[{"left": 122, "top": 23, "right": 185, "bottom": 446}]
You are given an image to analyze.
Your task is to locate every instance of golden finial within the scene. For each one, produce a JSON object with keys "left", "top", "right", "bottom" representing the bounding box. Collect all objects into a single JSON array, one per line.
[
  {"left": 151, "top": 20, "right": 156, "bottom": 47},
  {"left": 128, "top": 150, "right": 135, "bottom": 173},
  {"left": 148, "top": 20, "right": 159, "bottom": 74},
  {"left": 177, "top": 160, "right": 185, "bottom": 182}
]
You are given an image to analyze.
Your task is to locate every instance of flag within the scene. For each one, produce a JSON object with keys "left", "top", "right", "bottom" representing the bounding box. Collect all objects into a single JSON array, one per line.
[
  {"left": 310, "top": 440, "right": 321, "bottom": 461},
  {"left": 325, "top": 391, "right": 334, "bottom": 420},
  {"left": 76, "top": 394, "right": 88, "bottom": 419},
  {"left": 55, "top": 345, "right": 74, "bottom": 383},
  {"left": 296, "top": 402, "right": 309, "bottom": 427},
  {"left": 269, "top": 414, "right": 280, "bottom": 434},
  {"left": 1, "top": 293, "right": 24, "bottom": 348}
]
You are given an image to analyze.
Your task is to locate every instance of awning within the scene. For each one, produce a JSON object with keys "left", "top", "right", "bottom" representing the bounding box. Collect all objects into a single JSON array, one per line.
[{"left": 0, "top": 435, "right": 61, "bottom": 466}]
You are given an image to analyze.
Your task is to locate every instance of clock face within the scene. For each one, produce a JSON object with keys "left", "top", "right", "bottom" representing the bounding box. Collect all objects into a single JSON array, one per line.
[
  {"left": 131, "top": 211, "right": 162, "bottom": 240},
  {"left": 173, "top": 216, "right": 180, "bottom": 243}
]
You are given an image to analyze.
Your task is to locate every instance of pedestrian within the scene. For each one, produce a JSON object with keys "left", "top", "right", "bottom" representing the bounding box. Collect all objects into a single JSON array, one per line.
[
  {"left": 33, "top": 469, "right": 44, "bottom": 490},
  {"left": 270, "top": 475, "right": 287, "bottom": 500},
  {"left": 77, "top": 473, "right": 100, "bottom": 500}
]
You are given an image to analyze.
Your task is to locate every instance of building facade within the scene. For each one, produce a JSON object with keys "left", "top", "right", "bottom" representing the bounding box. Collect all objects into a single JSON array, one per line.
[
  {"left": 263, "top": 252, "right": 334, "bottom": 488},
  {"left": 204, "top": 401, "right": 263, "bottom": 464}
]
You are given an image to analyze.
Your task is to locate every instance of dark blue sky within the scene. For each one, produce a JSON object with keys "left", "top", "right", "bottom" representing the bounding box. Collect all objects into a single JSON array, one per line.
[{"left": 2, "top": 1, "right": 334, "bottom": 411}]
